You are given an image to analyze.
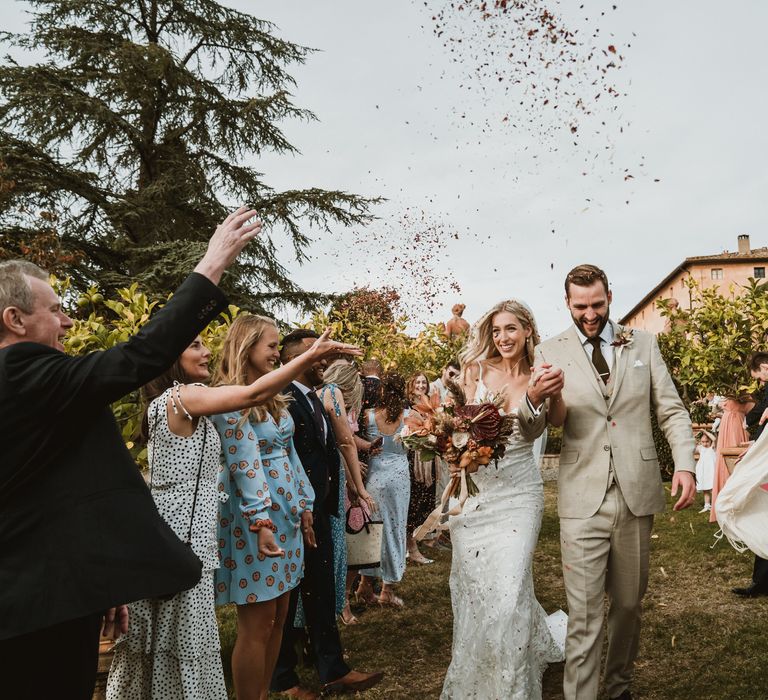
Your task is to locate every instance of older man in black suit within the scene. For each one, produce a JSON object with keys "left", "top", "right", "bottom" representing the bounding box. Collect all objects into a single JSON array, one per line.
[
  {"left": 271, "top": 330, "right": 383, "bottom": 700},
  {"left": 0, "top": 208, "right": 261, "bottom": 699}
]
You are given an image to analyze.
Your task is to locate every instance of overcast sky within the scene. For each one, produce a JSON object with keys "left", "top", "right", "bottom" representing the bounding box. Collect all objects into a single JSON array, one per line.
[{"left": 7, "top": 1, "right": 768, "bottom": 338}]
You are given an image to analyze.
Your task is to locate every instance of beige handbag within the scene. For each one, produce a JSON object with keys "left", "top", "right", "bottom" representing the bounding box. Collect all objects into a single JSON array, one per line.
[{"left": 345, "top": 505, "right": 383, "bottom": 570}]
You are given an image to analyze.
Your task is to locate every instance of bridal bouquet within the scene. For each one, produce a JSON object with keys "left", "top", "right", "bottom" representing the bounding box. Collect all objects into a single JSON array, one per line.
[{"left": 402, "top": 383, "right": 516, "bottom": 539}]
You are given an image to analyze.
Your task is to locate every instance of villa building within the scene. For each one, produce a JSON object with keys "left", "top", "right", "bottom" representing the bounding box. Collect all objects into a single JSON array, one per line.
[{"left": 620, "top": 235, "right": 768, "bottom": 334}]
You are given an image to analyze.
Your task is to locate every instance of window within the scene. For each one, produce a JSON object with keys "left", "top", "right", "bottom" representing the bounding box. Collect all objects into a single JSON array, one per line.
[
  {"left": 711, "top": 268, "right": 723, "bottom": 280},
  {"left": 755, "top": 267, "right": 766, "bottom": 279}
]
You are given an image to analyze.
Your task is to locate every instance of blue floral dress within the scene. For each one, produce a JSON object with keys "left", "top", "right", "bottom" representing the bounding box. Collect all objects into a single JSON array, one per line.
[{"left": 213, "top": 410, "right": 315, "bottom": 605}]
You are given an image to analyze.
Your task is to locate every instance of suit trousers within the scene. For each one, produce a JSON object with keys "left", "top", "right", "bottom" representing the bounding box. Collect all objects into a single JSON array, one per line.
[
  {"left": 560, "top": 482, "right": 653, "bottom": 700},
  {"left": 1, "top": 612, "right": 102, "bottom": 699},
  {"left": 752, "top": 555, "right": 768, "bottom": 589},
  {"left": 271, "top": 509, "right": 350, "bottom": 690}
]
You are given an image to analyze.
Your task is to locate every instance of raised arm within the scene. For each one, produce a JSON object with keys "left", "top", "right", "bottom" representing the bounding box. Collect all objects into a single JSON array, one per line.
[{"left": 167, "top": 329, "right": 361, "bottom": 420}]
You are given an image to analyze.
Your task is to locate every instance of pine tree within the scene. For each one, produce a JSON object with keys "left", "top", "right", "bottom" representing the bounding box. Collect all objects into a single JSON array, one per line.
[{"left": 0, "top": 0, "right": 377, "bottom": 313}]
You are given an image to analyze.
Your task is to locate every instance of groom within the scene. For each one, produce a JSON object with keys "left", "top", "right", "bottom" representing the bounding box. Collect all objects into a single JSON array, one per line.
[{"left": 537, "top": 264, "right": 696, "bottom": 700}]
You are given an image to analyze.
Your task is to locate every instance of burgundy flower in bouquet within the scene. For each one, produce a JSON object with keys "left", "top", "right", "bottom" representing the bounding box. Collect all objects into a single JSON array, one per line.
[{"left": 402, "top": 383, "right": 516, "bottom": 540}]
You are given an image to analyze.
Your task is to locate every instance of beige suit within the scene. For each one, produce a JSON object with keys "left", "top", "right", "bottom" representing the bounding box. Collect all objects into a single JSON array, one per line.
[{"left": 537, "top": 321, "right": 695, "bottom": 699}]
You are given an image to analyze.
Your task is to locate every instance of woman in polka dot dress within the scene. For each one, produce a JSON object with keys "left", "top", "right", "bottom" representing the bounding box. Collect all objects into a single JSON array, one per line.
[
  {"left": 106, "top": 328, "right": 358, "bottom": 700},
  {"left": 212, "top": 315, "right": 361, "bottom": 700}
]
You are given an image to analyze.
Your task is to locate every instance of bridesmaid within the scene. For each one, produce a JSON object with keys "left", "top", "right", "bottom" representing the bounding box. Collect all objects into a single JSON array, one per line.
[
  {"left": 356, "top": 373, "right": 411, "bottom": 608},
  {"left": 710, "top": 396, "right": 754, "bottom": 523},
  {"left": 212, "top": 315, "right": 360, "bottom": 700}
]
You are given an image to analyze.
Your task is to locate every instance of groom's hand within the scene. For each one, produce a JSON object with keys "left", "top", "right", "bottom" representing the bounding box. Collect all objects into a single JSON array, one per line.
[
  {"left": 670, "top": 470, "right": 696, "bottom": 511},
  {"left": 528, "top": 364, "right": 564, "bottom": 405}
]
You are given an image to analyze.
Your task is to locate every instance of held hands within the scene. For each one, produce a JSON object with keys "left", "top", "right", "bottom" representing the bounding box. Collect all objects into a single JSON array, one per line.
[
  {"left": 310, "top": 328, "right": 363, "bottom": 361},
  {"left": 195, "top": 207, "right": 263, "bottom": 284},
  {"left": 527, "top": 363, "right": 565, "bottom": 406},
  {"left": 301, "top": 510, "right": 317, "bottom": 549},
  {"left": 257, "top": 526, "right": 284, "bottom": 558},
  {"left": 670, "top": 470, "right": 697, "bottom": 511}
]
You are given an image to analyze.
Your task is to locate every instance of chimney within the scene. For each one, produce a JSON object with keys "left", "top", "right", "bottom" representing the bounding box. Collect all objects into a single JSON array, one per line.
[{"left": 738, "top": 234, "right": 751, "bottom": 256}]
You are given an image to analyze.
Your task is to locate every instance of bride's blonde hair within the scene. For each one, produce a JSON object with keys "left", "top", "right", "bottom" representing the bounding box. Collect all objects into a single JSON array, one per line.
[{"left": 460, "top": 299, "right": 540, "bottom": 371}]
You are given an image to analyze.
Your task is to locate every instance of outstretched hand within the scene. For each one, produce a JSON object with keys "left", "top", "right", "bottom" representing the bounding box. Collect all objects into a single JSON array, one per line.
[
  {"left": 310, "top": 328, "right": 363, "bottom": 360},
  {"left": 194, "top": 207, "right": 263, "bottom": 285},
  {"left": 670, "top": 470, "right": 696, "bottom": 511}
]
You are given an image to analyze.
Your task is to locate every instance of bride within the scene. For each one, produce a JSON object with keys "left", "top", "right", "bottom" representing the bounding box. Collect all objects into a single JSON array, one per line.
[{"left": 441, "top": 299, "right": 567, "bottom": 700}]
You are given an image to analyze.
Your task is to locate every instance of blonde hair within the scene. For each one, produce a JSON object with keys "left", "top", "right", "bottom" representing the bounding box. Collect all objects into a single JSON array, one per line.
[
  {"left": 460, "top": 300, "right": 540, "bottom": 370},
  {"left": 451, "top": 303, "right": 465, "bottom": 316},
  {"left": 322, "top": 360, "right": 363, "bottom": 418},
  {"left": 213, "top": 314, "right": 290, "bottom": 424}
]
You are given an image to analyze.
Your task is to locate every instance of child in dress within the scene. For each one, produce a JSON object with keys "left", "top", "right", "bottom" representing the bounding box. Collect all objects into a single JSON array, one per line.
[{"left": 695, "top": 431, "right": 716, "bottom": 513}]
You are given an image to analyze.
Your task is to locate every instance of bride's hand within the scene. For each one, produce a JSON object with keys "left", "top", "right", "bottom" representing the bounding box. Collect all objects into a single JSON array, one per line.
[{"left": 528, "top": 364, "right": 564, "bottom": 405}]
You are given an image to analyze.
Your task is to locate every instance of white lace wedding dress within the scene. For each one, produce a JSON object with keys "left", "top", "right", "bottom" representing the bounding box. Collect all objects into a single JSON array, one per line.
[{"left": 441, "top": 372, "right": 566, "bottom": 700}]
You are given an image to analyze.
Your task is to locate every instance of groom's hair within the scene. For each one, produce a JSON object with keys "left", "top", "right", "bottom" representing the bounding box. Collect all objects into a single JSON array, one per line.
[{"left": 565, "top": 264, "right": 609, "bottom": 297}]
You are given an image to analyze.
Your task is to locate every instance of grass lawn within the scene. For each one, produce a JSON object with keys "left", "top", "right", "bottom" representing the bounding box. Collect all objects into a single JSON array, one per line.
[{"left": 218, "top": 482, "right": 768, "bottom": 699}]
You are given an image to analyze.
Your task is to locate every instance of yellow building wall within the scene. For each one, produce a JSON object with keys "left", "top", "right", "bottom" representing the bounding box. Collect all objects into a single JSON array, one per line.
[{"left": 621, "top": 261, "right": 768, "bottom": 334}]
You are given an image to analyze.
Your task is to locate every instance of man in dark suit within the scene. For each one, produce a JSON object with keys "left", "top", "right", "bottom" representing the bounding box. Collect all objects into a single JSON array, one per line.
[
  {"left": 271, "top": 330, "right": 383, "bottom": 699},
  {"left": 734, "top": 351, "right": 768, "bottom": 597},
  {"left": 0, "top": 208, "right": 261, "bottom": 699}
]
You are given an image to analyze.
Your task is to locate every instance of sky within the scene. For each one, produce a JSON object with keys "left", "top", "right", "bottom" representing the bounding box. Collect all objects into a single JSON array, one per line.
[{"left": 7, "top": 1, "right": 768, "bottom": 338}]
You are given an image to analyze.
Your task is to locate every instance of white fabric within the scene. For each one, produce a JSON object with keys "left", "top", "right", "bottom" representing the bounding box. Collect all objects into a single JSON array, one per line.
[
  {"left": 695, "top": 445, "right": 716, "bottom": 491},
  {"left": 716, "top": 432, "right": 768, "bottom": 559},
  {"left": 441, "top": 373, "right": 565, "bottom": 700}
]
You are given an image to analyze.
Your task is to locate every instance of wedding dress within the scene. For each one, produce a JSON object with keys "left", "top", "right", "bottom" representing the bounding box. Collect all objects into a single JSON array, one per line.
[{"left": 441, "top": 368, "right": 566, "bottom": 700}]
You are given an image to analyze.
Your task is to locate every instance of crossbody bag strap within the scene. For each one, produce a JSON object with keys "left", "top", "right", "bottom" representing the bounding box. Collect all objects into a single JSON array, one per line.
[{"left": 184, "top": 419, "right": 207, "bottom": 545}]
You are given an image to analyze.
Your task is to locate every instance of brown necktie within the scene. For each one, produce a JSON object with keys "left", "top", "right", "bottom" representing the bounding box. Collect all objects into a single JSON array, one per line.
[{"left": 587, "top": 337, "right": 610, "bottom": 384}]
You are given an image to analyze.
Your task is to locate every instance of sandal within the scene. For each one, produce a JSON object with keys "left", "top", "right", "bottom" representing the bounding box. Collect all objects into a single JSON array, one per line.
[
  {"left": 353, "top": 587, "right": 378, "bottom": 606},
  {"left": 340, "top": 607, "right": 360, "bottom": 625},
  {"left": 377, "top": 592, "right": 404, "bottom": 608}
]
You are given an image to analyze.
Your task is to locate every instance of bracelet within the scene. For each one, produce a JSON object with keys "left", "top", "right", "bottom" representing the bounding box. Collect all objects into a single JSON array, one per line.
[{"left": 249, "top": 519, "right": 277, "bottom": 533}]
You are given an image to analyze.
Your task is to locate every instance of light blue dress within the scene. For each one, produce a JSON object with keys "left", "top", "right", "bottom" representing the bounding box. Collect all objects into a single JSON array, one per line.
[
  {"left": 360, "top": 409, "right": 411, "bottom": 584},
  {"left": 213, "top": 410, "right": 315, "bottom": 605}
]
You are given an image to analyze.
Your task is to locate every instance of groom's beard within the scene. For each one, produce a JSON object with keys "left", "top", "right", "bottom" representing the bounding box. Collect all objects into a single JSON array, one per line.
[{"left": 571, "top": 310, "right": 610, "bottom": 338}]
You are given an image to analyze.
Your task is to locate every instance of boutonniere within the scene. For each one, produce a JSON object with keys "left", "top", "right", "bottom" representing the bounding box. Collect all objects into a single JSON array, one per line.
[{"left": 610, "top": 327, "right": 634, "bottom": 356}]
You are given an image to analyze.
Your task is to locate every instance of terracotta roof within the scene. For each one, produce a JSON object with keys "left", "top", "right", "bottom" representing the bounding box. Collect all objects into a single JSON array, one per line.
[
  {"left": 619, "top": 246, "right": 768, "bottom": 325},
  {"left": 685, "top": 247, "right": 768, "bottom": 262}
]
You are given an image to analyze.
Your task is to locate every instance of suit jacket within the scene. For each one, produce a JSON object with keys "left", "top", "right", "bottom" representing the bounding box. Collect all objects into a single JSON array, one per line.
[
  {"left": 745, "top": 385, "right": 768, "bottom": 440},
  {"left": 537, "top": 320, "right": 695, "bottom": 519},
  {"left": 0, "top": 272, "right": 226, "bottom": 640},
  {"left": 286, "top": 383, "right": 342, "bottom": 518}
]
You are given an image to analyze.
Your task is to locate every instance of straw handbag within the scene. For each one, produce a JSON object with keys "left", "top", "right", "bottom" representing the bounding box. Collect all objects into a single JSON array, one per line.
[{"left": 345, "top": 504, "right": 383, "bottom": 570}]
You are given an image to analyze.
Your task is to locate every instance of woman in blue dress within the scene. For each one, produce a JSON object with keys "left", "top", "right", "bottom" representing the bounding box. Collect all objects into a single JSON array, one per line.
[
  {"left": 355, "top": 373, "right": 411, "bottom": 608},
  {"left": 212, "top": 315, "right": 360, "bottom": 700}
]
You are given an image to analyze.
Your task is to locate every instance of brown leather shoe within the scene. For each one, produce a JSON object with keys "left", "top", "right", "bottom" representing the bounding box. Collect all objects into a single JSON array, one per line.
[
  {"left": 280, "top": 686, "right": 320, "bottom": 700},
  {"left": 323, "top": 669, "right": 385, "bottom": 694}
]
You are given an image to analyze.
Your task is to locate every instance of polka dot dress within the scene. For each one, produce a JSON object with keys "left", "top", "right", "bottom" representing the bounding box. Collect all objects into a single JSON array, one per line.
[
  {"left": 213, "top": 410, "right": 315, "bottom": 605},
  {"left": 107, "top": 389, "right": 227, "bottom": 700}
]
